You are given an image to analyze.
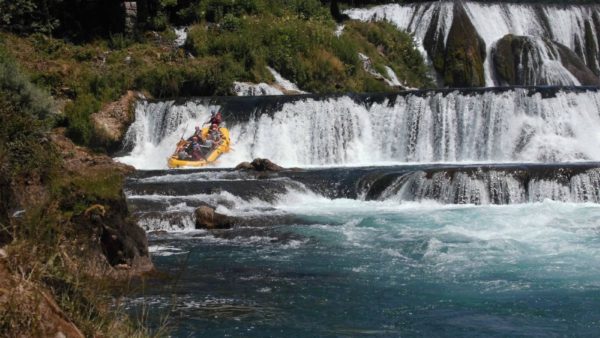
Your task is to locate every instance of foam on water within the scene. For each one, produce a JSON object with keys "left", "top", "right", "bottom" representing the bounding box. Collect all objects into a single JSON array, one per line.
[{"left": 130, "top": 180, "right": 600, "bottom": 335}]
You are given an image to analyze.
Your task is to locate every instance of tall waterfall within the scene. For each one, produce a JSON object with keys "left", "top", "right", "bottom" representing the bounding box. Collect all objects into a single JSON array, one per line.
[
  {"left": 117, "top": 88, "right": 600, "bottom": 169},
  {"left": 345, "top": 1, "right": 600, "bottom": 87}
]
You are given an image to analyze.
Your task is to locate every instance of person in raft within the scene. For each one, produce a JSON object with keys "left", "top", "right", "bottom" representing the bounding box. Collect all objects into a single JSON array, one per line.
[
  {"left": 208, "top": 123, "right": 222, "bottom": 143},
  {"left": 206, "top": 109, "right": 222, "bottom": 127},
  {"left": 186, "top": 126, "right": 203, "bottom": 141},
  {"left": 177, "top": 136, "right": 201, "bottom": 160}
]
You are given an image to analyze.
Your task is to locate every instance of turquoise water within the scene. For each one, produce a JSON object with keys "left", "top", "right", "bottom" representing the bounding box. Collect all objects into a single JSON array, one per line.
[{"left": 134, "top": 198, "right": 600, "bottom": 336}]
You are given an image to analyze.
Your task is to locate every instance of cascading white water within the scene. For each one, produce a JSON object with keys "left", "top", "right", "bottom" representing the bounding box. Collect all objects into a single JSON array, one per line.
[
  {"left": 345, "top": 1, "right": 600, "bottom": 86},
  {"left": 116, "top": 89, "right": 600, "bottom": 169},
  {"left": 381, "top": 168, "right": 600, "bottom": 205},
  {"left": 345, "top": 3, "right": 454, "bottom": 61},
  {"left": 117, "top": 100, "right": 213, "bottom": 168},
  {"left": 507, "top": 36, "right": 581, "bottom": 86}
]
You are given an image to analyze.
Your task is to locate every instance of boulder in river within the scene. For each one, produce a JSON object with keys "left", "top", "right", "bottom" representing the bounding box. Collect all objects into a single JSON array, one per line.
[
  {"left": 492, "top": 34, "right": 600, "bottom": 86},
  {"left": 195, "top": 205, "right": 234, "bottom": 230},
  {"left": 235, "top": 158, "right": 283, "bottom": 172}
]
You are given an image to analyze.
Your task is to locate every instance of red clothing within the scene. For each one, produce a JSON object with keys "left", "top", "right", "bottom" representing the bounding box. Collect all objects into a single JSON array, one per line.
[{"left": 209, "top": 112, "right": 222, "bottom": 126}]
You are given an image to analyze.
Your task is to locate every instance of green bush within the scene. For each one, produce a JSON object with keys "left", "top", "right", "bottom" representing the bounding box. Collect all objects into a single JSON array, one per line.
[
  {"left": 200, "top": 0, "right": 259, "bottom": 22},
  {"left": 0, "top": 50, "right": 54, "bottom": 120},
  {"left": 0, "top": 51, "right": 58, "bottom": 233},
  {"left": 294, "top": 0, "right": 327, "bottom": 19},
  {"left": 185, "top": 9, "right": 432, "bottom": 93},
  {"left": 65, "top": 94, "right": 100, "bottom": 145},
  {"left": 221, "top": 13, "right": 242, "bottom": 31},
  {"left": 108, "top": 33, "right": 132, "bottom": 50}
]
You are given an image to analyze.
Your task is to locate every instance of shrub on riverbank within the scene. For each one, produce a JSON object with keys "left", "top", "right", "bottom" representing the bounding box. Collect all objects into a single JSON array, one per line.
[{"left": 0, "top": 47, "right": 152, "bottom": 337}]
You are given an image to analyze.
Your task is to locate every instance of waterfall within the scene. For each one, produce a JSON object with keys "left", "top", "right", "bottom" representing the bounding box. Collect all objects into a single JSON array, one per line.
[
  {"left": 503, "top": 37, "right": 580, "bottom": 86},
  {"left": 345, "top": 1, "right": 600, "bottom": 87},
  {"left": 116, "top": 88, "right": 600, "bottom": 169},
  {"left": 118, "top": 100, "right": 213, "bottom": 169},
  {"left": 125, "top": 164, "right": 600, "bottom": 232},
  {"left": 378, "top": 167, "right": 600, "bottom": 204},
  {"left": 345, "top": 3, "right": 455, "bottom": 60}
]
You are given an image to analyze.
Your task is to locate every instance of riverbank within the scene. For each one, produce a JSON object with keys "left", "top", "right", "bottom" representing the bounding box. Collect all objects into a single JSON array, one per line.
[{"left": 0, "top": 48, "right": 154, "bottom": 336}]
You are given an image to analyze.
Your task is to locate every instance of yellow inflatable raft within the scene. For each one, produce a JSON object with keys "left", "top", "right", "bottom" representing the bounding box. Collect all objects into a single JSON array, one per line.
[{"left": 167, "top": 127, "right": 231, "bottom": 168}]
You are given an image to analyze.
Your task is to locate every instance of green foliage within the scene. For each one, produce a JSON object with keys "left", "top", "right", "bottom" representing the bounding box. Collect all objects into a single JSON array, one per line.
[
  {"left": 108, "top": 33, "right": 133, "bottom": 50},
  {"left": 64, "top": 94, "right": 100, "bottom": 145},
  {"left": 0, "top": 48, "right": 58, "bottom": 239},
  {"left": 0, "top": 46, "right": 54, "bottom": 119},
  {"left": 0, "top": 0, "right": 60, "bottom": 34},
  {"left": 0, "top": 35, "right": 151, "bottom": 338},
  {"left": 200, "top": 0, "right": 259, "bottom": 22},
  {"left": 135, "top": 57, "right": 236, "bottom": 97},
  {"left": 185, "top": 11, "right": 432, "bottom": 92},
  {"left": 294, "top": 0, "right": 327, "bottom": 19},
  {"left": 221, "top": 13, "right": 242, "bottom": 32},
  {"left": 0, "top": 95, "right": 57, "bottom": 183}
]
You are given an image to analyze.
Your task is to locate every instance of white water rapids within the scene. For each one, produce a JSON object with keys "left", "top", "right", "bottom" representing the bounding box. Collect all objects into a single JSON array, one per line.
[{"left": 116, "top": 89, "right": 600, "bottom": 170}]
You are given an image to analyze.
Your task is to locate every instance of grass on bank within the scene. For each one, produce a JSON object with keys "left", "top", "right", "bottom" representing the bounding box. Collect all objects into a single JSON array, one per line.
[{"left": 0, "top": 47, "right": 157, "bottom": 337}]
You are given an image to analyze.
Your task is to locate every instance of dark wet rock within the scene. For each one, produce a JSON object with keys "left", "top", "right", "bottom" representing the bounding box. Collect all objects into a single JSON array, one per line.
[
  {"left": 195, "top": 205, "right": 235, "bottom": 230},
  {"left": 235, "top": 158, "right": 283, "bottom": 172},
  {"left": 431, "top": 2, "right": 486, "bottom": 87},
  {"left": 252, "top": 158, "right": 283, "bottom": 171},
  {"left": 127, "top": 179, "right": 293, "bottom": 204},
  {"left": 81, "top": 200, "right": 153, "bottom": 274},
  {"left": 584, "top": 18, "right": 600, "bottom": 76},
  {"left": 235, "top": 161, "right": 254, "bottom": 170},
  {"left": 148, "top": 230, "right": 169, "bottom": 236},
  {"left": 492, "top": 34, "right": 600, "bottom": 86}
]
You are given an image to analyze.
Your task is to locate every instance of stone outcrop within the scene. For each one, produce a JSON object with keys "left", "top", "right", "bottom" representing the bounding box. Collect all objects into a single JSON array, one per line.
[
  {"left": 84, "top": 200, "right": 152, "bottom": 273},
  {"left": 90, "top": 91, "right": 141, "bottom": 152},
  {"left": 123, "top": 1, "right": 138, "bottom": 35},
  {"left": 423, "top": 2, "right": 486, "bottom": 87},
  {"left": 441, "top": 3, "right": 486, "bottom": 87},
  {"left": 50, "top": 129, "right": 152, "bottom": 276},
  {"left": 51, "top": 128, "right": 134, "bottom": 175},
  {"left": 492, "top": 34, "right": 600, "bottom": 86},
  {"left": 195, "top": 205, "right": 235, "bottom": 230},
  {"left": 235, "top": 158, "right": 283, "bottom": 172}
]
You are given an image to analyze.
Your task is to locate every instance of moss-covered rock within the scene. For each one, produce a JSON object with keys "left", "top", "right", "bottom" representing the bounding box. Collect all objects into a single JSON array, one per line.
[
  {"left": 438, "top": 3, "right": 486, "bottom": 87},
  {"left": 492, "top": 34, "right": 600, "bottom": 86}
]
